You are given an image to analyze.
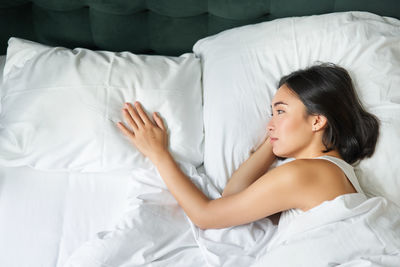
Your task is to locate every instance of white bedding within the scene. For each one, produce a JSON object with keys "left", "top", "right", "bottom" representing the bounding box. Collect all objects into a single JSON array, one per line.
[
  {"left": 0, "top": 165, "right": 132, "bottom": 267},
  {"left": 1, "top": 165, "right": 399, "bottom": 267},
  {"left": 1, "top": 11, "right": 400, "bottom": 267},
  {"left": 28, "top": 161, "right": 398, "bottom": 267},
  {"left": 0, "top": 38, "right": 204, "bottom": 172},
  {"left": 64, "top": 163, "right": 208, "bottom": 267},
  {"left": 254, "top": 193, "right": 400, "bottom": 266},
  {"left": 62, "top": 162, "right": 277, "bottom": 267}
]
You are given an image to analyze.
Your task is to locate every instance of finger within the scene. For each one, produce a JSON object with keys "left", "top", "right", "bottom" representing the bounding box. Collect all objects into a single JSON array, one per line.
[
  {"left": 153, "top": 112, "right": 166, "bottom": 131},
  {"left": 125, "top": 102, "right": 145, "bottom": 127},
  {"left": 134, "top": 101, "right": 152, "bottom": 125},
  {"left": 123, "top": 108, "right": 138, "bottom": 131},
  {"left": 117, "top": 121, "right": 135, "bottom": 138}
]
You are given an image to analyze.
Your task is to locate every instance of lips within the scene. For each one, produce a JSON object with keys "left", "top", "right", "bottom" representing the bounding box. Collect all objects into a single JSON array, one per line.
[{"left": 270, "top": 137, "right": 278, "bottom": 142}]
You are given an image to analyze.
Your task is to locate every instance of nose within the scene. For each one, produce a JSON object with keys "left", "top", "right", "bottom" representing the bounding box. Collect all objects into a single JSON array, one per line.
[{"left": 267, "top": 118, "right": 274, "bottom": 132}]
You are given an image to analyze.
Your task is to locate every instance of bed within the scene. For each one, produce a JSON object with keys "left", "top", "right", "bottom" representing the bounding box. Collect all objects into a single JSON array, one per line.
[{"left": 0, "top": 1, "right": 399, "bottom": 267}]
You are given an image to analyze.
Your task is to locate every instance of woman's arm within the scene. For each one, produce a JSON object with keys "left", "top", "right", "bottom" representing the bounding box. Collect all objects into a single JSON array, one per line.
[
  {"left": 222, "top": 137, "right": 276, "bottom": 197},
  {"left": 152, "top": 152, "right": 300, "bottom": 229},
  {"left": 117, "top": 102, "right": 300, "bottom": 229},
  {"left": 117, "top": 101, "right": 210, "bottom": 227},
  {"left": 151, "top": 151, "right": 213, "bottom": 228}
]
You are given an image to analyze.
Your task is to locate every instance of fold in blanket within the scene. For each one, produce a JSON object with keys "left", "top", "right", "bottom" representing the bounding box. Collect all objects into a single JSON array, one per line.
[
  {"left": 253, "top": 193, "right": 400, "bottom": 266},
  {"left": 65, "top": 162, "right": 400, "bottom": 267}
]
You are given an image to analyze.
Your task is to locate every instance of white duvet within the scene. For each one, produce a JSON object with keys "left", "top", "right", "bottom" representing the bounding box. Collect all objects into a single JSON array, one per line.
[
  {"left": 64, "top": 162, "right": 400, "bottom": 267},
  {"left": 255, "top": 194, "right": 400, "bottom": 266}
]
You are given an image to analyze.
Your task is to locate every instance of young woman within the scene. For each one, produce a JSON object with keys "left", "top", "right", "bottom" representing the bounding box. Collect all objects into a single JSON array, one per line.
[{"left": 116, "top": 63, "right": 379, "bottom": 230}]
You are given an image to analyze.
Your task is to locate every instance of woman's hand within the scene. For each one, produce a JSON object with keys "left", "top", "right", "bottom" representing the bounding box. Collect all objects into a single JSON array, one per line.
[{"left": 116, "top": 101, "right": 169, "bottom": 163}]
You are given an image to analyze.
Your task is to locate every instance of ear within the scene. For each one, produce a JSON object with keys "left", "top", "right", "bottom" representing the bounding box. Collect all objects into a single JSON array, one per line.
[{"left": 311, "top": 114, "right": 328, "bottom": 132}]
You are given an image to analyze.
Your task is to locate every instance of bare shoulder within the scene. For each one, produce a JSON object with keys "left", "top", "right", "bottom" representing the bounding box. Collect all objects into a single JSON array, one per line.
[
  {"left": 270, "top": 158, "right": 352, "bottom": 211},
  {"left": 273, "top": 158, "right": 346, "bottom": 184},
  {"left": 213, "top": 157, "right": 355, "bottom": 227}
]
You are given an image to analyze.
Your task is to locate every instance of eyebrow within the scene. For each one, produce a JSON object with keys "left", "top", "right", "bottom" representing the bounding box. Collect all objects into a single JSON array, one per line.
[{"left": 271, "top": 101, "right": 288, "bottom": 107}]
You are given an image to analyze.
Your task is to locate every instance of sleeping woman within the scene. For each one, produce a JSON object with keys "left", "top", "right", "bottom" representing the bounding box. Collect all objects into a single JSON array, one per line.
[{"left": 116, "top": 63, "right": 379, "bottom": 230}]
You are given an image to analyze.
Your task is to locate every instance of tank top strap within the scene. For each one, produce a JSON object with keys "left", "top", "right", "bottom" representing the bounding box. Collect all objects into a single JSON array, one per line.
[{"left": 316, "top": 155, "right": 364, "bottom": 195}]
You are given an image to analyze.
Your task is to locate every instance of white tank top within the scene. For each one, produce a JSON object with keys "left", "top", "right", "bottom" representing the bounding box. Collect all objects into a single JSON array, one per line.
[{"left": 278, "top": 155, "right": 365, "bottom": 231}]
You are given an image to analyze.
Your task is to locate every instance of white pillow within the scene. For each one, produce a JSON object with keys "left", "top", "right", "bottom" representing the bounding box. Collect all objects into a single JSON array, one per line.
[
  {"left": 0, "top": 38, "right": 204, "bottom": 172},
  {"left": 193, "top": 11, "right": 400, "bottom": 206},
  {"left": 355, "top": 105, "right": 400, "bottom": 205}
]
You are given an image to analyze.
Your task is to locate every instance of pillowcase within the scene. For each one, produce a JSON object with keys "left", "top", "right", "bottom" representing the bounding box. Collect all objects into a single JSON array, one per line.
[
  {"left": 193, "top": 11, "right": 400, "bottom": 206},
  {"left": 355, "top": 105, "right": 400, "bottom": 206},
  {"left": 0, "top": 37, "right": 204, "bottom": 172}
]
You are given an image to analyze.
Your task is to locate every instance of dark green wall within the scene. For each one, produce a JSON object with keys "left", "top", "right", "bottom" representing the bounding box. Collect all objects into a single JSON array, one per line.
[{"left": 0, "top": 0, "right": 399, "bottom": 56}]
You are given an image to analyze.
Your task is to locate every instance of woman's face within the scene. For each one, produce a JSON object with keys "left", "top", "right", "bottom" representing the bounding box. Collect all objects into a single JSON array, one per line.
[{"left": 268, "top": 84, "right": 315, "bottom": 158}]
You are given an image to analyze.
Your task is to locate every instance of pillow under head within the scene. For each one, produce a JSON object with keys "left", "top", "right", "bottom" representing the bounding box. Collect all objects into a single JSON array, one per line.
[{"left": 193, "top": 11, "right": 400, "bottom": 206}]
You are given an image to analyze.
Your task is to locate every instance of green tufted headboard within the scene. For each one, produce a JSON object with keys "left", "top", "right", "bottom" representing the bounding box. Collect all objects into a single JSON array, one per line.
[{"left": 0, "top": 0, "right": 399, "bottom": 56}]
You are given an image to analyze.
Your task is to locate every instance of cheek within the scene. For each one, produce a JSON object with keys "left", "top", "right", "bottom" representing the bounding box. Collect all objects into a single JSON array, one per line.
[
  {"left": 272, "top": 119, "right": 293, "bottom": 151},
  {"left": 273, "top": 116, "right": 310, "bottom": 155},
  {"left": 278, "top": 116, "right": 302, "bottom": 134}
]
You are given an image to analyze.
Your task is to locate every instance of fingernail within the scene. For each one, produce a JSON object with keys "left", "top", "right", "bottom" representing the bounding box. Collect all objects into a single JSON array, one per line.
[{"left": 125, "top": 103, "right": 129, "bottom": 108}]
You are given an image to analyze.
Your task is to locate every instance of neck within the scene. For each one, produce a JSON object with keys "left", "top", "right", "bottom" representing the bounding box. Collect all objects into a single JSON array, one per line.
[{"left": 292, "top": 136, "right": 342, "bottom": 160}]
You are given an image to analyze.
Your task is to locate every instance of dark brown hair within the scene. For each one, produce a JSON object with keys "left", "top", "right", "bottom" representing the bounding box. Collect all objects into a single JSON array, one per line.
[{"left": 278, "top": 63, "right": 379, "bottom": 164}]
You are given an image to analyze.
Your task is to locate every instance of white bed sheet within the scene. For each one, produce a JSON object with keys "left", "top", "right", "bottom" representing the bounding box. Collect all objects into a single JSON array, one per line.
[{"left": 0, "top": 165, "right": 132, "bottom": 267}]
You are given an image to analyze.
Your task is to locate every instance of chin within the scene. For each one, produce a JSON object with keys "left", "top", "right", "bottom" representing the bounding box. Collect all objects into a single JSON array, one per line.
[
  {"left": 272, "top": 148, "right": 291, "bottom": 159},
  {"left": 272, "top": 148, "right": 285, "bottom": 158}
]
